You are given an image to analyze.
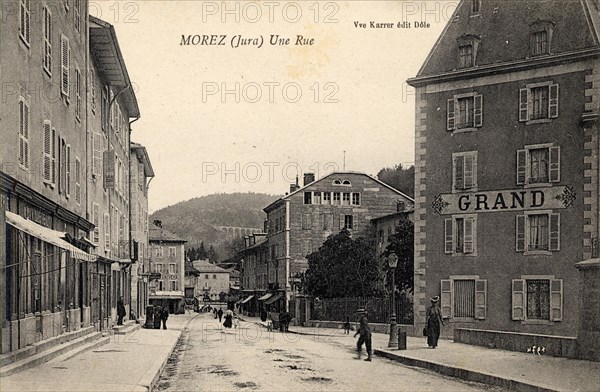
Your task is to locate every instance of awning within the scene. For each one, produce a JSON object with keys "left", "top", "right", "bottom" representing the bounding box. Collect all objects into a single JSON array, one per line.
[
  {"left": 257, "top": 293, "right": 272, "bottom": 301},
  {"left": 6, "top": 211, "right": 96, "bottom": 262},
  {"left": 241, "top": 295, "right": 254, "bottom": 304},
  {"left": 265, "top": 293, "right": 283, "bottom": 305}
]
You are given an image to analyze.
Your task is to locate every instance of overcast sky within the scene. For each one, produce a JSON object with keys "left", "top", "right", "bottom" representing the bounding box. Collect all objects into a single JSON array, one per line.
[{"left": 92, "top": 0, "right": 457, "bottom": 212}]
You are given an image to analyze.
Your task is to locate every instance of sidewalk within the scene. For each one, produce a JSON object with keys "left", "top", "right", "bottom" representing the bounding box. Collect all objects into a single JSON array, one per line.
[
  {"left": 242, "top": 316, "right": 600, "bottom": 392},
  {"left": 0, "top": 313, "right": 197, "bottom": 392}
]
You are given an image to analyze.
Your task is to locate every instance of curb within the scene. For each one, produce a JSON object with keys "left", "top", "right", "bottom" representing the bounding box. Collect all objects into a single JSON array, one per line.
[
  {"left": 374, "top": 349, "right": 560, "bottom": 392},
  {"left": 136, "top": 314, "right": 199, "bottom": 392}
]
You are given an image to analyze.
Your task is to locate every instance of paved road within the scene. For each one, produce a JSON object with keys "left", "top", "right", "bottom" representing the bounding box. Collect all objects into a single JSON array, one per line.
[{"left": 156, "top": 313, "right": 505, "bottom": 392}]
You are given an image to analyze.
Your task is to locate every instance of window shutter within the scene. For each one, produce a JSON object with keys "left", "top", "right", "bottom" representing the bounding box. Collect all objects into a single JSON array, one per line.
[
  {"left": 519, "top": 88, "right": 529, "bottom": 122},
  {"left": 475, "top": 279, "right": 487, "bottom": 320},
  {"left": 549, "top": 146, "right": 560, "bottom": 183},
  {"left": 93, "top": 204, "right": 99, "bottom": 244},
  {"left": 474, "top": 94, "right": 483, "bottom": 127},
  {"left": 75, "top": 158, "right": 81, "bottom": 204},
  {"left": 549, "top": 213, "right": 560, "bottom": 251},
  {"left": 440, "top": 279, "right": 453, "bottom": 319},
  {"left": 66, "top": 144, "right": 71, "bottom": 197},
  {"left": 23, "top": 102, "right": 29, "bottom": 168},
  {"left": 43, "top": 121, "right": 52, "bottom": 183},
  {"left": 104, "top": 213, "right": 110, "bottom": 250},
  {"left": 447, "top": 98, "right": 456, "bottom": 131},
  {"left": 93, "top": 133, "right": 101, "bottom": 177},
  {"left": 51, "top": 128, "right": 57, "bottom": 185},
  {"left": 454, "top": 156, "right": 464, "bottom": 190},
  {"left": 512, "top": 279, "right": 525, "bottom": 320},
  {"left": 61, "top": 35, "right": 70, "bottom": 98},
  {"left": 516, "top": 149, "right": 527, "bottom": 185},
  {"left": 516, "top": 215, "right": 525, "bottom": 252},
  {"left": 444, "top": 218, "right": 453, "bottom": 254},
  {"left": 549, "top": 84, "right": 559, "bottom": 118},
  {"left": 549, "top": 279, "right": 563, "bottom": 321},
  {"left": 464, "top": 217, "right": 474, "bottom": 253},
  {"left": 464, "top": 154, "right": 474, "bottom": 189},
  {"left": 340, "top": 214, "right": 345, "bottom": 230},
  {"left": 353, "top": 215, "right": 358, "bottom": 231}
]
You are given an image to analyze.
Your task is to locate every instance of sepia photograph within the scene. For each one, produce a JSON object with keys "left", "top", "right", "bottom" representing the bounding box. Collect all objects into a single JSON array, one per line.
[{"left": 1, "top": 0, "right": 599, "bottom": 391}]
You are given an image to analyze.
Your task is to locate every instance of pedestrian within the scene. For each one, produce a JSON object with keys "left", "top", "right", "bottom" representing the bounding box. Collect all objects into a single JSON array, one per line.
[
  {"left": 426, "top": 295, "right": 445, "bottom": 348},
  {"left": 217, "top": 307, "right": 223, "bottom": 322},
  {"left": 343, "top": 315, "right": 351, "bottom": 335},
  {"left": 223, "top": 309, "right": 233, "bottom": 328},
  {"left": 161, "top": 306, "right": 169, "bottom": 330},
  {"left": 117, "top": 296, "right": 126, "bottom": 326},
  {"left": 213, "top": 307, "right": 218, "bottom": 319},
  {"left": 153, "top": 306, "right": 162, "bottom": 329},
  {"left": 354, "top": 308, "right": 372, "bottom": 362}
]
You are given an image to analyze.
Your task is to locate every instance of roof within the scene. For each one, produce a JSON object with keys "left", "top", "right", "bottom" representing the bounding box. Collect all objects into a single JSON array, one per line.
[
  {"left": 239, "top": 238, "right": 268, "bottom": 254},
  {"left": 192, "top": 260, "right": 230, "bottom": 274},
  {"left": 185, "top": 260, "right": 201, "bottom": 276},
  {"left": 411, "top": 0, "right": 600, "bottom": 84},
  {"left": 264, "top": 171, "right": 414, "bottom": 212},
  {"left": 371, "top": 210, "right": 414, "bottom": 223},
  {"left": 131, "top": 142, "right": 155, "bottom": 177},
  {"left": 149, "top": 224, "right": 187, "bottom": 243},
  {"left": 89, "top": 16, "right": 140, "bottom": 118}
]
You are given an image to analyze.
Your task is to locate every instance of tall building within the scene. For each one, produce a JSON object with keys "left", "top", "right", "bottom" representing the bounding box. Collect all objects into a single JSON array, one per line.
[
  {"left": 260, "top": 172, "right": 414, "bottom": 312},
  {"left": 407, "top": 0, "right": 600, "bottom": 357}
]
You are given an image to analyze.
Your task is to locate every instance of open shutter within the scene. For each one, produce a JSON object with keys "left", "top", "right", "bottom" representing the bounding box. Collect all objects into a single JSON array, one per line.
[
  {"left": 43, "top": 121, "right": 52, "bottom": 183},
  {"left": 516, "top": 215, "right": 525, "bottom": 252},
  {"left": 475, "top": 279, "right": 487, "bottom": 320},
  {"left": 512, "top": 279, "right": 525, "bottom": 320},
  {"left": 51, "top": 128, "right": 56, "bottom": 185},
  {"left": 454, "top": 156, "right": 464, "bottom": 190},
  {"left": 447, "top": 98, "right": 456, "bottom": 131},
  {"left": 353, "top": 215, "right": 358, "bottom": 231},
  {"left": 339, "top": 214, "right": 345, "bottom": 230},
  {"left": 444, "top": 219, "right": 453, "bottom": 254},
  {"left": 549, "top": 84, "right": 559, "bottom": 118},
  {"left": 440, "top": 279, "right": 453, "bottom": 319},
  {"left": 464, "top": 154, "right": 474, "bottom": 189},
  {"left": 464, "top": 217, "right": 474, "bottom": 254},
  {"left": 474, "top": 94, "right": 483, "bottom": 127},
  {"left": 549, "top": 146, "right": 560, "bottom": 183},
  {"left": 516, "top": 149, "right": 527, "bottom": 185},
  {"left": 549, "top": 213, "right": 560, "bottom": 251},
  {"left": 104, "top": 213, "right": 110, "bottom": 250},
  {"left": 61, "top": 35, "right": 70, "bottom": 98},
  {"left": 549, "top": 279, "right": 563, "bottom": 321},
  {"left": 519, "top": 88, "right": 529, "bottom": 122},
  {"left": 66, "top": 144, "right": 71, "bottom": 197}
]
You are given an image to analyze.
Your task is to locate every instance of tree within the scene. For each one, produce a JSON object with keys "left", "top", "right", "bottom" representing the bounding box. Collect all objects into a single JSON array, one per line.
[
  {"left": 304, "top": 229, "right": 383, "bottom": 298},
  {"left": 382, "top": 218, "right": 414, "bottom": 294},
  {"left": 377, "top": 164, "right": 415, "bottom": 198}
]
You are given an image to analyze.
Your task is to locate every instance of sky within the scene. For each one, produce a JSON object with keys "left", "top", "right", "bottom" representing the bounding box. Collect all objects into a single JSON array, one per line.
[{"left": 90, "top": 0, "right": 458, "bottom": 212}]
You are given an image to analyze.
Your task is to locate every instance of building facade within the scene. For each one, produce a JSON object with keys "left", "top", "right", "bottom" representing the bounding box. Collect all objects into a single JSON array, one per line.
[
  {"left": 239, "top": 233, "right": 268, "bottom": 315},
  {"left": 262, "top": 172, "right": 414, "bottom": 312},
  {"left": 149, "top": 222, "right": 186, "bottom": 314},
  {"left": 407, "top": 0, "right": 600, "bottom": 348},
  {"left": 192, "top": 260, "right": 230, "bottom": 302}
]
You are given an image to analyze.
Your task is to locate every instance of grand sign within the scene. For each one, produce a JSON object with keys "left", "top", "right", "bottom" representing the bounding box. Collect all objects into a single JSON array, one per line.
[{"left": 433, "top": 186, "right": 575, "bottom": 215}]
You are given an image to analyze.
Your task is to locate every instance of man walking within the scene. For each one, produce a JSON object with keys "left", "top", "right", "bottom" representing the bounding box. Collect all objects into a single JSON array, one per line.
[
  {"left": 161, "top": 306, "right": 169, "bottom": 330},
  {"left": 217, "top": 307, "right": 223, "bottom": 323},
  {"left": 354, "top": 308, "right": 372, "bottom": 362}
]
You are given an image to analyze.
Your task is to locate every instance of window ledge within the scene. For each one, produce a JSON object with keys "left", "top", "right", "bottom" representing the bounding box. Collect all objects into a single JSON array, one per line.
[
  {"left": 453, "top": 127, "right": 478, "bottom": 134},
  {"left": 524, "top": 182, "right": 552, "bottom": 188},
  {"left": 452, "top": 187, "right": 478, "bottom": 194},
  {"left": 451, "top": 252, "right": 478, "bottom": 258},
  {"left": 525, "top": 118, "right": 552, "bottom": 125},
  {"left": 524, "top": 250, "right": 552, "bottom": 256},
  {"left": 520, "top": 319, "right": 554, "bottom": 325}
]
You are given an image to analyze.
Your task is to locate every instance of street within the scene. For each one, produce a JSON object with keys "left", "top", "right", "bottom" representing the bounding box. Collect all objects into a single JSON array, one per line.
[{"left": 156, "top": 313, "right": 504, "bottom": 392}]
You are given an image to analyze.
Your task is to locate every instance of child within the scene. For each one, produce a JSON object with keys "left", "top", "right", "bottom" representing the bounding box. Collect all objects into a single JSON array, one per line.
[{"left": 344, "top": 315, "right": 351, "bottom": 335}]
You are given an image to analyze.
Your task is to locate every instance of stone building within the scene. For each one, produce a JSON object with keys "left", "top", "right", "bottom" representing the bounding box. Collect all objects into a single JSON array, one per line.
[{"left": 192, "top": 260, "right": 231, "bottom": 303}]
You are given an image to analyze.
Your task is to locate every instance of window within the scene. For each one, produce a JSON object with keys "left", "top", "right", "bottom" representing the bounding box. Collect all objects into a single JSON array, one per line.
[
  {"left": 444, "top": 215, "right": 477, "bottom": 255},
  {"left": 531, "top": 31, "right": 548, "bottom": 55},
  {"left": 341, "top": 214, "right": 355, "bottom": 230},
  {"left": 452, "top": 151, "right": 477, "bottom": 191},
  {"left": 169, "top": 247, "right": 177, "bottom": 257},
  {"left": 156, "top": 246, "right": 164, "bottom": 258},
  {"left": 304, "top": 192, "right": 312, "bottom": 204},
  {"left": 18, "top": 98, "right": 30, "bottom": 169},
  {"left": 459, "top": 44, "right": 473, "bottom": 68},
  {"left": 512, "top": 278, "right": 562, "bottom": 321},
  {"left": 43, "top": 121, "right": 53, "bottom": 184},
  {"left": 519, "top": 83, "right": 558, "bottom": 122},
  {"left": 74, "top": 0, "right": 81, "bottom": 32},
  {"left": 43, "top": 6, "right": 52, "bottom": 75},
  {"left": 342, "top": 180, "right": 351, "bottom": 186},
  {"left": 302, "top": 213, "right": 312, "bottom": 230},
  {"left": 205, "top": 274, "right": 209, "bottom": 279},
  {"left": 351, "top": 193, "right": 361, "bottom": 205},
  {"left": 471, "top": 0, "right": 481, "bottom": 13},
  {"left": 322, "top": 192, "right": 331, "bottom": 204},
  {"left": 342, "top": 193, "right": 350, "bottom": 206},
  {"left": 19, "top": 0, "right": 30, "bottom": 46},
  {"left": 333, "top": 192, "right": 341, "bottom": 205},
  {"left": 92, "top": 203, "right": 100, "bottom": 244},
  {"left": 529, "top": 20, "right": 554, "bottom": 56},
  {"left": 302, "top": 239, "right": 313, "bottom": 256},
  {"left": 313, "top": 192, "right": 321, "bottom": 204},
  {"left": 332, "top": 179, "right": 341, "bottom": 185},
  {"left": 158, "top": 281, "right": 164, "bottom": 291},
  {"left": 516, "top": 145, "right": 560, "bottom": 185},
  {"left": 75, "top": 68, "right": 81, "bottom": 121},
  {"left": 61, "top": 35, "right": 70, "bottom": 99},
  {"left": 169, "top": 263, "right": 176, "bottom": 274},
  {"left": 213, "top": 274, "right": 216, "bottom": 279},
  {"left": 516, "top": 212, "right": 560, "bottom": 253},
  {"left": 321, "top": 213, "right": 334, "bottom": 230},
  {"left": 447, "top": 93, "right": 482, "bottom": 131},
  {"left": 440, "top": 278, "right": 487, "bottom": 319}
]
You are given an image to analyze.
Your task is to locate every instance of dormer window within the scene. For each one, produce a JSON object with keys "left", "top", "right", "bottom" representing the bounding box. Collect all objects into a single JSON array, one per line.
[
  {"left": 457, "top": 35, "right": 480, "bottom": 69},
  {"left": 529, "top": 19, "right": 555, "bottom": 56}
]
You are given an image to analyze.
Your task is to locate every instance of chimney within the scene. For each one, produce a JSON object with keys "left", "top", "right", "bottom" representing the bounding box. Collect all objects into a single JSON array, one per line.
[
  {"left": 153, "top": 219, "right": 162, "bottom": 228},
  {"left": 303, "top": 172, "right": 315, "bottom": 186}
]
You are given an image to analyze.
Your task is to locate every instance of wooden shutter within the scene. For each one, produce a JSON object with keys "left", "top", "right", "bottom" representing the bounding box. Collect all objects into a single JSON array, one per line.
[
  {"left": 549, "top": 213, "right": 560, "bottom": 251},
  {"left": 454, "top": 156, "right": 464, "bottom": 190},
  {"left": 440, "top": 279, "right": 453, "bottom": 318},
  {"left": 353, "top": 215, "right": 358, "bottom": 231},
  {"left": 93, "top": 203, "right": 99, "bottom": 244},
  {"left": 464, "top": 218, "right": 474, "bottom": 253},
  {"left": 66, "top": 144, "right": 71, "bottom": 197},
  {"left": 519, "top": 88, "right": 529, "bottom": 122},
  {"left": 51, "top": 128, "right": 56, "bottom": 185},
  {"left": 475, "top": 279, "right": 487, "bottom": 320},
  {"left": 549, "top": 146, "right": 560, "bottom": 182},
  {"left": 43, "top": 121, "right": 52, "bottom": 183},
  {"left": 464, "top": 154, "right": 474, "bottom": 189},
  {"left": 444, "top": 219, "right": 453, "bottom": 254},
  {"left": 516, "top": 149, "right": 527, "bottom": 185},
  {"left": 75, "top": 158, "right": 81, "bottom": 204},
  {"left": 474, "top": 94, "right": 483, "bottom": 127},
  {"left": 43, "top": 6, "right": 52, "bottom": 73},
  {"left": 339, "top": 214, "right": 345, "bottom": 230},
  {"left": 549, "top": 279, "right": 563, "bottom": 321},
  {"left": 104, "top": 213, "right": 110, "bottom": 250},
  {"left": 61, "top": 35, "right": 70, "bottom": 98},
  {"left": 447, "top": 98, "right": 456, "bottom": 131},
  {"left": 549, "top": 84, "right": 559, "bottom": 118},
  {"left": 512, "top": 279, "right": 525, "bottom": 320},
  {"left": 516, "top": 215, "right": 525, "bottom": 252}
]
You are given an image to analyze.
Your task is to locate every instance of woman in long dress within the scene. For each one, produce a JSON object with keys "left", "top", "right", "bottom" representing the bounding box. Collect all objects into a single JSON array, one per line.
[
  {"left": 223, "top": 309, "right": 233, "bottom": 328},
  {"left": 426, "top": 296, "right": 444, "bottom": 348}
]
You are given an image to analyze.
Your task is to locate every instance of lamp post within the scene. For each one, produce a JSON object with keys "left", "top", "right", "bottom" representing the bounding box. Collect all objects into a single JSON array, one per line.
[{"left": 387, "top": 251, "right": 399, "bottom": 348}]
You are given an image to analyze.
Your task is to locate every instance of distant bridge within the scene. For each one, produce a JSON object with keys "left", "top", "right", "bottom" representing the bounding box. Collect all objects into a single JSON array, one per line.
[{"left": 214, "top": 226, "right": 263, "bottom": 238}]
